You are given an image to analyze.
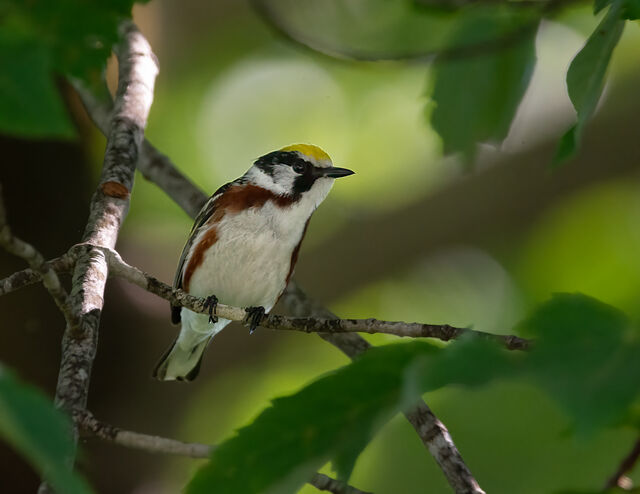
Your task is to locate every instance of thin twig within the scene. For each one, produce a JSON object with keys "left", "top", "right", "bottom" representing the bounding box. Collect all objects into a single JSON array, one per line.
[
  {"left": 76, "top": 410, "right": 211, "bottom": 458},
  {"left": 40, "top": 21, "right": 159, "bottom": 492},
  {"left": 603, "top": 437, "right": 640, "bottom": 491},
  {"left": 310, "top": 473, "right": 373, "bottom": 494},
  {"left": 3, "top": 244, "right": 530, "bottom": 351},
  {"left": 92, "top": 244, "right": 530, "bottom": 350},
  {"left": 76, "top": 410, "right": 372, "bottom": 494},
  {"left": 0, "top": 255, "right": 75, "bottom": 296}
]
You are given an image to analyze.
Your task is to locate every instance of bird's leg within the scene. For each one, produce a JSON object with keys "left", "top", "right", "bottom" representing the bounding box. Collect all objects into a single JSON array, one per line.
[
  {"left": 204, "top": 295, "right": 218, "bottom": 324},
  {"left": 244, "top": 306, "right": 265, "bottom": 335}
]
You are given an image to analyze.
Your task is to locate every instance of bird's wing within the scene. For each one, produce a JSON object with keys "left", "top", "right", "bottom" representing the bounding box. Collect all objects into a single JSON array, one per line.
[{"left": 171, "top": 182, "right": 233, "bottom": 324}]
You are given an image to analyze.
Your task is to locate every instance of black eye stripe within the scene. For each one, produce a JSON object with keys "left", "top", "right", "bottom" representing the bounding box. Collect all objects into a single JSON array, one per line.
[{"left": 255, "top": 151, "right": 313, "bottom": 175}]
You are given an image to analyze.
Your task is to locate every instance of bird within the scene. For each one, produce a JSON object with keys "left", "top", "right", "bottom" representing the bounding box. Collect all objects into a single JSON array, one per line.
[{"left": 153, "top": 144, "right": 354, "bottom": 381}]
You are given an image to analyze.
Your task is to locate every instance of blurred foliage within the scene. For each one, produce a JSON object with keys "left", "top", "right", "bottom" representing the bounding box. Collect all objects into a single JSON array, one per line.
[
  {"left": 0, "top": 0, "right": 147, "bottom": 137},
  {"left": 187, "top": 294, "right": 640, "bottom": 493},
  {"left": 254, "top": 0, "right": 634, "bottom": 165},
  {"left": 430, "top": 10, "right": 537, "bottom": 161},
  {"left": 3, "top": 0, "right": 640, "bottom": 492},
  {"left": 517, "top": 179, "right": 640, "bottom": 314},
  {"left": 186, "top": 340, "right": 506, "bottom": 494},
  {"left": 554, "top": 0, "right": 625, "bottom": 164},
  {"left": 0, "top": 365, "right": 92, "bottom": 494},
  {"left": 519, "top": 293, "right": 640, "bottom": 433}
]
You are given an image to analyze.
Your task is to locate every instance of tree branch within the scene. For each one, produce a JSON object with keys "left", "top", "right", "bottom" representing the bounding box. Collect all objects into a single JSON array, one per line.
[
  {"left": 75, "top": 410, "right": 372, "bottom": 494},
  {"left": 40, "top": 21, "right": 158, "bottom": 492},
  {"left": 0, "top": 255, "right": 74, "bottom": 297},
  {"left": 86, "top": 243, "right": 528, "bottom": 350},
  {"left": 75, "top": 410, "right": 211, "bottom": 458},
  {"left": 603, "top": 437, "right": 640, "bottom": 491},
  {"left": 310, "top": 473, "right": 373, "bottom": 494},
  {"left": 3, "top": 244, "right": 529, "bottom": 349}
]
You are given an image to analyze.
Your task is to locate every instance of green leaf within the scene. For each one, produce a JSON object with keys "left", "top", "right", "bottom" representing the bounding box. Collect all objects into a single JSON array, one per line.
[
  {"left": 553, "top": 2, "right": 624, "bottom": 165},
  {"left": 621, "top": 0, "right": 640, "bottom": 18},
  {"left": 594, "top": 0, "right": 640, "bottom": 18},
  {"left": 0, "top": 0, "right": 145, "bottom": 138},
  {"left": 187, "top": 294, "right": 640, "bottom": 493},
  {"left": 594, "top": 0, "right": 611, "bottom": 13},
  {"left": 186, "top": 340, "right": 508, "bottom": 494},
  {"left": 520, "top": 293, "right": 640, "bottom": 432},
  {"left": 0, "top": 36, "right": 74, "bottom": 138},
  {"left": 0, "top": 365, "right": 92, "bottom": 494},
  {"left": 430, "top": 12, "right": 538, "bottom": 162}
]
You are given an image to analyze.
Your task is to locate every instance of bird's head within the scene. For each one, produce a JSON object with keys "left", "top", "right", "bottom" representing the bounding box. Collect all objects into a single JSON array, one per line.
[{"left": 245, "top": 144, "right": 354, "bottom": 203}]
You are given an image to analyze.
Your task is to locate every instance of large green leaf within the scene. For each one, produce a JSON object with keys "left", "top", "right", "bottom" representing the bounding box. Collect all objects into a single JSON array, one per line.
[
  {"left": 186, "top": 340, "right": 509, "bottom": 494},
  {"left": 594, "top": 0, "right": 640, "bottom": 19},
  {"left": 553, "top": 2, "right": 624, "bottom": 165},
  {"left": 0, "top": 365, "right": 92, "bottom": 494},
  {"left": 0, "top": 36, "right": 74, "bottom": 138},
  {"left": 520, "top": 293, "right": 640, "bottom": 432},
  {"left": 430, "top": 11, "right": 538, "bottom": 161},
  {"left": 0, "top": 0, "right": 145, "bottom": 138},
  {"left": 187, "top": 293, "right": 640, "bottom": 493}
]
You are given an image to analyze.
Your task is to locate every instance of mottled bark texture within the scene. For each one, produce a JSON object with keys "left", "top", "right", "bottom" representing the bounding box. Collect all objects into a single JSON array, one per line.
[
  {"left": 42, "top": 20, "right": 159, "bottom": 491},
  {"left": 0, "top": 254, "right": 74, "bottom": 297}
]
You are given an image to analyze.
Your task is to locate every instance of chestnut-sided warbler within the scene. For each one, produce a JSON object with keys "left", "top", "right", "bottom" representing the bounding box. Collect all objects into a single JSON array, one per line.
[{"left": 153, "top": 144, "right": 354, "bottom": 381}]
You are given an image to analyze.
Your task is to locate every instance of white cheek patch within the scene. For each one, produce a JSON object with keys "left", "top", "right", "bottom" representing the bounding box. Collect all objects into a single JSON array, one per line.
[
  {"left": 271, "top": 166, "right": 297, "bottom": 194},
  {"left": 244, "top": 166, "right": 292, "bottom": 196}
]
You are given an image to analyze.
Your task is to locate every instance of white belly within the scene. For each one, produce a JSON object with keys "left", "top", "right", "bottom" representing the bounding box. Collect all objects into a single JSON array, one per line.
[{"left": 187, "top": 203, "right": 305, "bottom": 311}]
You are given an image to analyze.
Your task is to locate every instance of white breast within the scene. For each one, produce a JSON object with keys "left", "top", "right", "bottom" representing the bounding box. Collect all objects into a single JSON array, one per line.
[{"left": 186, "top": 199, "right": 313, "bottom": 311}]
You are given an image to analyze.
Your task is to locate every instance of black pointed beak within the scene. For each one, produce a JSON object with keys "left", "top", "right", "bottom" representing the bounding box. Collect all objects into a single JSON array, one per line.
[{"left": 318, "top": 167, "right": 355, "bottom": 179}]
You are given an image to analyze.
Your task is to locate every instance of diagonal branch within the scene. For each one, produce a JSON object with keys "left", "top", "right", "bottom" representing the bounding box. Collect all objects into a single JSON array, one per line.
[
  {"left": 0, "top": 255, "right": 74, "bottom": 297},
  {"left": 603, "top": 437, "right": 640, "bottom": 491},
  {"left": 75, "top": 410, "right": 372, "bottom": 494},
  {"left": 280, "top": 283, "right": 486, "bottom": 494},
  {"left": 41, "top": 20, "right": 159, "bottom": 491}
]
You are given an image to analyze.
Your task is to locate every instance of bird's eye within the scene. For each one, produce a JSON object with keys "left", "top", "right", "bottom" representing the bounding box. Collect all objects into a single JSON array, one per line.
[{"left": 292, "top": 160, "right": 306, "bottom": 173}]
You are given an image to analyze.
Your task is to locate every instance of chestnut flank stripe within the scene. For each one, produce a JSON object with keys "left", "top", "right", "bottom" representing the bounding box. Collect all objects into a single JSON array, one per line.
[{"left": 182, "top": 184, "right": 295, "bottom": 292}]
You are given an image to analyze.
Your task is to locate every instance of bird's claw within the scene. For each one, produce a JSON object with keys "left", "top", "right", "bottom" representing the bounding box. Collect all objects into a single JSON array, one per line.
[
  {"left": 245, "top": 306, "right": 265, "bottom": 335},
  {"left": 204, "top": 295, "right": 218, "bottom": 324}
]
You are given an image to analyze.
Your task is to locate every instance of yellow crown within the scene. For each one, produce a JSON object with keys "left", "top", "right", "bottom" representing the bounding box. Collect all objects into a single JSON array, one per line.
[{"left": 280, "top": 144, "right": 331, "bottom": 163}]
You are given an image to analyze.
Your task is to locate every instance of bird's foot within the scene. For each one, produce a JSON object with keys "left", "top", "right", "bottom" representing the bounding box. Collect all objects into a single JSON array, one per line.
[
  {"left": 245, "top": 306, "right": 265, "bottom": 335},
  {"left": 204, "top": 295, "right": 218, "bottom": 324}
]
